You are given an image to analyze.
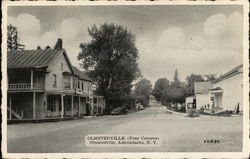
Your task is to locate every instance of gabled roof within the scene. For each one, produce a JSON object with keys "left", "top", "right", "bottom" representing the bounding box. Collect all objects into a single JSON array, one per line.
[
  {"left": 212, "top": 64, "right": 243, "bottom": 83},
  {"left": 72, "top": 66, "right": 92, "bottom": 82},
  {"left": 194, "top": 82, "right": 213, "bottom": 94},
  {"left": 8, "top": 49, "right": 63, "bottom": 69},
  {"left": 8, "top": 48, "right": 93, "bottom": 82},
  {"left": 8, "top": 48, "right": 75, "bottom": 74}
]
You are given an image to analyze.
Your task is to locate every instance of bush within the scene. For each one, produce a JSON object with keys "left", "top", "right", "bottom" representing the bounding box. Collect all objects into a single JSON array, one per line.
[
  {"left": 187, "top": 109, "right": 200, "bottom": 117},
  {"left": 200, "top": 107, "right": 204, "bottom": 113},
  {"left": 134, "top": 95, "right": 149, "bottom": 107}
]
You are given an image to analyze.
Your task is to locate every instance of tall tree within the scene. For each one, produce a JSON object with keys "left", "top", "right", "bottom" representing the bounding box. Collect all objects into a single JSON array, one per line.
[
  {"left": 168, "top": 87, "right": 185, "bottom": 109},
  {"left": 78, "top": 23, "right": 140, "bottom": 111},
  {"left": 172, "top": 69, "right": 181, "bottom": 88},
  {"left": 7, "top": 24, "right": 24, "bottom": 51},
  {"left": 153, "top": 78, "right": 170, "bottom": 103},
  {"left": 134, "top": 79, "right": 152, "bottom": 107},
  {"left": 134, "top": 79, "right": 152, "bottom": 99},
  {"left": 168, "top": 70, "right": 185, "bottom": 109}
]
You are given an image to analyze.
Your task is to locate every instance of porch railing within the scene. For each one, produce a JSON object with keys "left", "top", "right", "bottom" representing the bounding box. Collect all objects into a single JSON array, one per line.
[{"left": 8, "top": 83, "right": 44, "bottom": 90}]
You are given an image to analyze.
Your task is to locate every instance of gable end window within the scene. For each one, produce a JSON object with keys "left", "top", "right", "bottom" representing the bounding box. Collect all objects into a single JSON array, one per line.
[
  {"left": 53, "top": 74, "right": 57, "bottom": 88},
  {"left": 61, "top": 63, "right": 63, "bottom": 71}
]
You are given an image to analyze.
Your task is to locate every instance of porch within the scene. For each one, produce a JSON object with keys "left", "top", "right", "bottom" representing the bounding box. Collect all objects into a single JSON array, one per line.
[
  {"left": 209, "top": 87, "right": 223, "bottom": 112},
  {"left": 7, "top": 92, "right": 106, "bottom": 122},
  {"left": 8, "top": 68, "right": 45, "bottom": 91}
]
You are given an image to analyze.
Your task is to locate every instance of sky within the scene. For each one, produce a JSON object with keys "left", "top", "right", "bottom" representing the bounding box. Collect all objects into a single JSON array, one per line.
[{"left": 7, "top": 5, "right": 243, "bottom": 85}]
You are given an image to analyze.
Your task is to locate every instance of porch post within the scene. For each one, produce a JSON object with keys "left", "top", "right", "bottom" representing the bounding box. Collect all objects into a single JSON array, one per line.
[
  {"left": 61, "top": 94, "right": 64, "bottom": 118},
  {"left": 71, "top": 95, "right": 73, "bottom": 117},
  {"left": 31, "top": 70, "right": 33, "bottom": 89},
  {"left": 101, "top": 98, "right": 103, "bottom": 114},
  {"left": 9, "top": 95, "right": 12, "bottom": 119},
  {"left": 78, "top": 96, "right": 81, "bottom": 117},
  {"left": 96, "top": 98, "right": 99, "bottom": 115},
  {"left": 91, "top": 97, "right": 94, "bottom": 116},
  {"left": 33, "top": 92, "right": 36, "bottom": 119}
]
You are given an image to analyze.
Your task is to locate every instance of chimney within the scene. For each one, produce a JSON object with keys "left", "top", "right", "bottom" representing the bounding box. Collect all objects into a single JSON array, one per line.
[{"left": 54, "top": 38, "right": 63, "bottom": 49}]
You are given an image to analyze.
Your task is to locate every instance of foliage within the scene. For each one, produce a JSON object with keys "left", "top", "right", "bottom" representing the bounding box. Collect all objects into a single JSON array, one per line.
[
  {"left": 205, "top": 74, "right": 218, "bottom": 82},
  {"left": 152, "top": 78, "right": 170, "bottom": 103},
  {"left": 7, "top": 24, "right": 25, "bottom": 51},
  {"left": 172, "top": 69, "right": 181, "bottom": 88},
  {"left": 78, "top": 23, "right": 140, "bottom": 112},
  {"left": 187, "top": 109, "right": 200, "bottom": 117},
  {"left": 169, "top": 69, "right": 185, "bottom": 108},
  {"left": 134, "top": 78, "right": 152, "bottom": 106},
  {"left": 134, "top": 95, "right": 150, "bottom": 107},
  {"left": 168, "top": 87, "right": 185, "bottom": 105}
]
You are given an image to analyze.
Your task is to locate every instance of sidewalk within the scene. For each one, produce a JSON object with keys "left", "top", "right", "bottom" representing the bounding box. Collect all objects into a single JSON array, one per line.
[
  {"left": 163, "top": 107, "right": 188, "bottom": 116},
  {"left": 163, "top": 106, "right": 242, "bottom": 118}
]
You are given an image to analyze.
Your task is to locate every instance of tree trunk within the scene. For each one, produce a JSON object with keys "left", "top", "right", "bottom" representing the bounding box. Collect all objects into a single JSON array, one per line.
[{"left": 107, "top": 77, "right": 112, "bottom": 91}]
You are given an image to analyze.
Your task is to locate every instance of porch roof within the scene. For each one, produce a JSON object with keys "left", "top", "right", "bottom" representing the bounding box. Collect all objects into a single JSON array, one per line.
[{"left": 209, "top": 87, "right": 223, "bottom": 93}]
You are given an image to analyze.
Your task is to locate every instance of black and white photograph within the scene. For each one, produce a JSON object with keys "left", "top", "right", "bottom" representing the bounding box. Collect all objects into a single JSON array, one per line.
[{"left": 1, "top": 1, "right": 249, "bottom": 158}]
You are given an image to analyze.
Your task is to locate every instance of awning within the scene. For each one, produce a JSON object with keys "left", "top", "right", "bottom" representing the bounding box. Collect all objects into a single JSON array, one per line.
[{"left": 209, "top": 87, "right": 223, "bottom": 93}]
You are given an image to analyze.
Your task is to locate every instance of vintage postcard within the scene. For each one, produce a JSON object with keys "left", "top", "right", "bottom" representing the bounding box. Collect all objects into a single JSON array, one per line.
[{"left": 1, "top": 0, "right": 249, "bottom": 158}]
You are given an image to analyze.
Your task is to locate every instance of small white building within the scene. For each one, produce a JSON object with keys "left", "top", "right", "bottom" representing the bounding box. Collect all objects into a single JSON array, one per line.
[
  {"left": 185, "top": 96, "right": 196, "bottom": 110},
  {"left": 211, "top": 64, "right": 243, "bottom": 112},
  {"left": 194, "top": 64, "right": 243, "bottom": 112}
]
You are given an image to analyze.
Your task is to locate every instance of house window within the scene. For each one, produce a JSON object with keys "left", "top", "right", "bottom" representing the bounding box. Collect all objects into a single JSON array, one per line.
[
  {"left": 47, "top": 97, "right": 56, "bottom": 112},
  {"left": 64, "top": 77, "right": 71, "bottom": 89},
  {"left": 53, "top": 74, "right": 57, "bottom": 88},
  {"left": 78, "top": 81, "right": 80, "bottom": 89},
  {"left": 73, "top": 78, "right": 77, "bottom": 89},
  {"left": 61, "top": 63, "right": 63, "bottom": 71}
]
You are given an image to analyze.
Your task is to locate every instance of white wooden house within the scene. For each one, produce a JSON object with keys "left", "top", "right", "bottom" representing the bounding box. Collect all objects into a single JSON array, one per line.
[
  {"left": 194, "top": 65, "right": 243, "bottom": 113},
  {"left": 7, "top": 39, "right": 105, "bottom": 120}
]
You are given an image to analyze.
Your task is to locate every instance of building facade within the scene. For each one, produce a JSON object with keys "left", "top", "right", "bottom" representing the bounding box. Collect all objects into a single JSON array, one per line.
[
  {"left": 7, "top": 42, "right": 105, "bottom": 120},
  {"left": 193, "top": 64, "right": 243, "bottom": 113}
]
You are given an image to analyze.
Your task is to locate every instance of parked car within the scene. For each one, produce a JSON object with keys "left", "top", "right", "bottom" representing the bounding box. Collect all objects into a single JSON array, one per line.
[{"left": 111, "top": 106, "right": 128, "bottom": 115}]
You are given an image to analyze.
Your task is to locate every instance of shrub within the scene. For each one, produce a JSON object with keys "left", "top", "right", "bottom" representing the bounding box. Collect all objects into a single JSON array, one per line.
[
  {"left": 135, "top": 95, "right": 149, "bottom": 107},
  {"left": 187, "top": 109, "right": 200, "bottom": 117}
]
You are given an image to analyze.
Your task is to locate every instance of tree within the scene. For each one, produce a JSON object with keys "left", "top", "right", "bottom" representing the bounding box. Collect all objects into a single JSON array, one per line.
[
  {"left": 205, "top": 74, "right": 218, "bottom": 82},
  {"left": 78, "top": 23, "right": 140, "bottom": 112},
  {"left": 134, "top": 79, "right": 152, "bottom": 106},
  {"left": 168, "top": 87, "right": 185, "bottom": 109},
  {"left": 152, "top": 78, "right": 170, "bottom": 104},
  {"left": 172, "top": 69, "right": 181, "bottom": 88},
  {"left": 7, "top": 24, "right": 24, "bottom": 51}
]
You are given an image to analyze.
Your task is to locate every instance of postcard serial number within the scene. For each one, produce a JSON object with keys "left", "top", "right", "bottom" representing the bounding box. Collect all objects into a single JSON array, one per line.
[{"left": 203, "top": 139, "right": 220, "bottom": 144}]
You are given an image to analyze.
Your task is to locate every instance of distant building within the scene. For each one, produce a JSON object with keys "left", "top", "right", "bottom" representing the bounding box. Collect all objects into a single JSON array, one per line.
[
  {"left": 7, "top": 39, "right": 105, "bottom": 120},
  {"left": 185, "top": 96, "right": 196, "bottom": 110},
  {"left": 193, "top": 64, "right": 243, "bottom": 112}
]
